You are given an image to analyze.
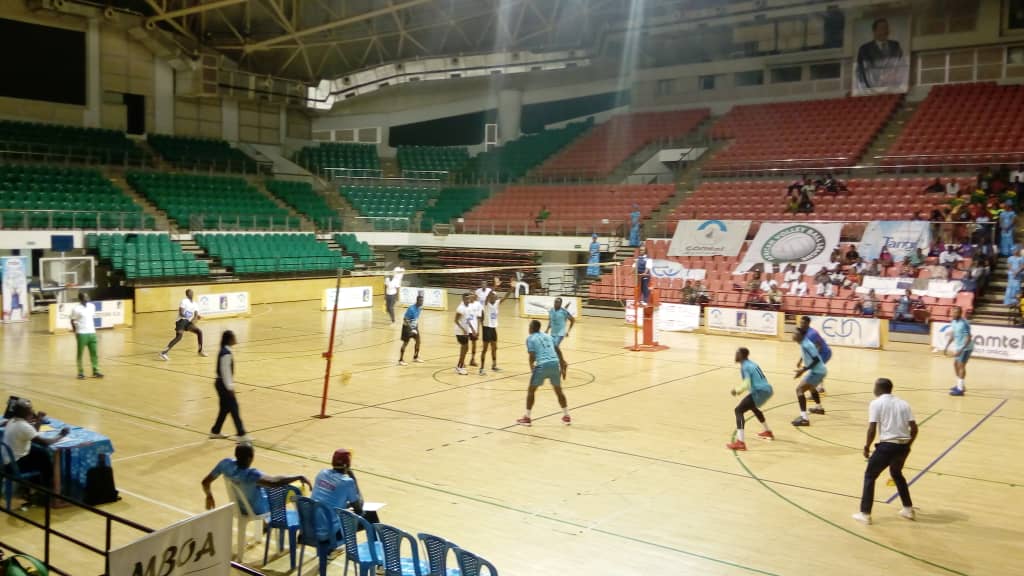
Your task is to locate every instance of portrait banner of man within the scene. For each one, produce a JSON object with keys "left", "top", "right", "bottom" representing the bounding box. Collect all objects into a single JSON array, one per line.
[{"left": 853, "top": 14, "right": 911, "bottom": 96}]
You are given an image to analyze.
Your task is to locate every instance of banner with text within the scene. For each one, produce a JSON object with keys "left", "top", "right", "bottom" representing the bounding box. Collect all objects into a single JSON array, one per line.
[
  {"left": 50, "top": 300, "right": 132, "bottom": 333},
  {"left": 322, "top": 286, "right": 374, "bottom": 311},
  {"left": 859, "top": 277, "right": 963, "bottom": 298},
  {"left": 195, "top": 292, "right": 250, "bottom": 319},
  {"left": 109, "top": 505, "right": 233, "bottom": 576},
  {"left": 858, "top": 220, "right": 931, "bottom": 263},
  {"left": 736, "top": 223, "right": 843, "bottom": 274},
  {"left": 1, "top": 256, "right": 30, "bottom": 324},
  {"left": 809, "top": 315, "right": 884, "bottom": 349},
  {"left": 399, "top": 286, "right": 448, "bottom": 310},
  {"left": 668, "top": 220, "right": 751, "bottom": 257},
  {"left": 646, "top": 259, "right": 707, "bottom": 281},
  {"left": 626, "top": 301, "right": 700, "bottom": 332},
  {"left": 931, "top": 322, "right": 1024, "bottom": 362},
  {"left": 705, "top": 307, "right": 782, "bottom": 337},
  {"left": 519, "top": 295, "right": 581, "bottom": 319}
]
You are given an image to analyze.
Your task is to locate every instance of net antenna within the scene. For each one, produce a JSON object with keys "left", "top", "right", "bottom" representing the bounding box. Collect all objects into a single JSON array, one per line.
[{"left": 317, "top": 267, "right": 345, "bottom": 419}]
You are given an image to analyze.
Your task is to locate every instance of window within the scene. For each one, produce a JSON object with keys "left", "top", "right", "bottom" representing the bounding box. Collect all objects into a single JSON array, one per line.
[
  {"left": 809, "top": 62, "right": 842, "bottom": 80},
  {"left": 734, "top": 70, "right": 764, "bottom": 87},
  {"left": 699, "top": 75, "right": 717, "bottom": 90},
  {"left": 656, "top": 79, "right": 675, "bottom": 97},
  {"left": 770, "top": 66, "right": 803, "bottom": 83}
]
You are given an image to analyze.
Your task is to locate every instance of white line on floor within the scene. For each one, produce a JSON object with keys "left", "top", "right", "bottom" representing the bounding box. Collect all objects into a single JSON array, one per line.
[
  {"left": 118, "top": 488, "right": 194, "bottom": 517},
  {"left": 113, "top": 440, "right": 207, "bottom": 463}
]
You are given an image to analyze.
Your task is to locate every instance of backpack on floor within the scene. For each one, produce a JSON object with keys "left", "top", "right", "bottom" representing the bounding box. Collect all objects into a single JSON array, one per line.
[
  {"left": 1, "top": 553, "right": 48, "bottom": 576},
  {"left": 84, "top": 454, "right": 119, "bottom": 505}
]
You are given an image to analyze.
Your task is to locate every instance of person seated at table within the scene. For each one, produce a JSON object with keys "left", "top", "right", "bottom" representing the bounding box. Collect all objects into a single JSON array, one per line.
[
  {"left": 1, "top": 400, "right": 69, "bottom": 492},
  {"left": 311, "top": 449, "right": 378, "bottom": 539},
  {"left": 853, "top": 289, "right": 878, "bottom": 317},
  {"left": 201, "top": 443, "right": 310, "bottom": 513}
]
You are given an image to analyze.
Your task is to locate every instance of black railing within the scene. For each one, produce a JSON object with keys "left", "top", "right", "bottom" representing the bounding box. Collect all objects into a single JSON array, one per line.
[{"left": 0, "top": 209, "right": 160, "bottom": 231}]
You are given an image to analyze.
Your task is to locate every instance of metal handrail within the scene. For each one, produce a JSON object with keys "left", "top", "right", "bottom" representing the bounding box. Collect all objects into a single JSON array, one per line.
[
  {"left": 188, "top": 213, "right": 304, "bottom": 231},
  {"left": 455, "top": 218, "right": 627, "bottom": 237},
  {"left": 0, "top": 209, "right": 159, "bottom": 231}
]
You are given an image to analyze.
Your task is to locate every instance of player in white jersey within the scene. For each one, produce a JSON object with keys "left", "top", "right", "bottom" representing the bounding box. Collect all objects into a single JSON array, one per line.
[
  {"left": 160, "top": 288, "right": 206, "bottom": 360},
  {"left": 466, "top": 292, "right": 484, "bottom": 368},
  {"left": 453, "top": 293, "right": 476, "bottom": 375},
  {"left": 478, "top": 279, "right": 508, "bottom": 375}
]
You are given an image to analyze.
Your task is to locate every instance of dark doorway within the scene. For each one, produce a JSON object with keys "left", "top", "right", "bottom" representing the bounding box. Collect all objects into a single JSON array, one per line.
[{"left": 123, "top": 93, "right": 145, "bottom": 134}]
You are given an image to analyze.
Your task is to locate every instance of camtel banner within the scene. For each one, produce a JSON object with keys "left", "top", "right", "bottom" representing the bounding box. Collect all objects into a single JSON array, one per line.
[
  {"left": 109, "top": 505, "right": 233, "bottom": 576},
  {"left": 736, "top": 223, "right": 843, "bottom": 274},
  {"left": 668, "top": 220, "right": 751, "bottom": 257},
  {"left": 808, "top": 316, "right": 886, "bottom": 349},
  {"left": 398, "top": 286, "right": 447, "bottom": 310},
  {"left": 931, "top": 322, "right": 1024, "bottom": 362}
]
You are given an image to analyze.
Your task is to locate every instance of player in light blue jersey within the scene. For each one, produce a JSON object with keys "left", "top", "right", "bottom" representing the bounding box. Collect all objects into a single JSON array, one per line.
[
  {"left": 398, "top": 293, "right": 424, "bottom": 365},
  {"left": 726, "top": 348, "right": 775, "bottom": 451},
  {"left": 799, "top": 315, "right": 833, "bottom": 394},
  {"left": 517, "top": 320, "right": 571, "bottom": 427},
  {"left": 792, "top": 327, "right": 827, "bottom": 426},
  {"left": 546, "top": 297, "right": 575, "bottom": 378},
  {"left": 944, "top": 306, "right": 974, "bottom": 396}
]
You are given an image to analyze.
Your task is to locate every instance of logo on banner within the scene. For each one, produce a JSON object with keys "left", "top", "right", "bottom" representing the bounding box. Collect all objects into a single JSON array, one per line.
[
  {"left": 822, "top": 317, "right": 861, "bottom": 339},
  {"left": 690, "top": 220, "right": 729, "bottom": 248},
  {"left": 650, "top": 259, "right": 684, "bottom": 278},
  {"left": 760, "top": 225, "right": 827, "bottom": 263}
]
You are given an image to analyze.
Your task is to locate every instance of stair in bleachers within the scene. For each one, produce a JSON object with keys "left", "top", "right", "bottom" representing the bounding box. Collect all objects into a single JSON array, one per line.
[
  {"left": 861, "top": 99, "right": 916, "bottom": 167},
  {"left": 254, "top": 179, "right": 316, "bottom": 231},
  {"left": 971, "top": 258, "right": 1015, "bottom": 324},
  {"left": 266, "top": 179, "right": 342, "bottom": 231},
  {"left": 109, "top": 175, "right": 175, "bottom": 232},
  {"left": 147, "top": 134, "right": 259, "bottom": 174}
]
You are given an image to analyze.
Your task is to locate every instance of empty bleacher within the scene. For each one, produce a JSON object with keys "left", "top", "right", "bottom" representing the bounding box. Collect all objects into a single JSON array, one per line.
[
  {"left": 266, "top": 180, "right": 340, "bottom": 230},
  {"left": 535, "top": 110, "right": 709, "bottom": 179},
  {"left": 127, "top": 172, "right": 298, "bottom": 230},
  {"left": 334, "top": 233, "right": 375, "bottom": 263},
  {"left": 147, "top": 134, "right": 258, "bottom": 173},
  {"left": 882, "top": 82, "right": 1024, "bottom": 167},
  {"left": 0, "top": 120, "right": 148, "bottom": 165},
  {"left": 458, "top": 120, "right": 591, "bottom": 182},
  {"left": 397, "top": 146, "right": 469, "bottom": 174},
  {"left": 339, "top": 185, "right": 437, "bottom": 229},
  {"left": 419, "top": 187, "right": 490, "bottom": 232},
  {"left": 0, "top": 165, "right": 152, "bottom": 229},
  {"left": 295, "top": 143, "right": 381, "bottom": 175},
  {"left": 462, "top": 184, "right": 674, "bottom": 234},
  {"left": 87, "top": 233, "right": 208, "bottom": 279},
  {"left": 195, "top": 233, "right": 352, "bottom": 274},
  {"left": 706, "top": 95, "right": 901, "bottom": 172}
]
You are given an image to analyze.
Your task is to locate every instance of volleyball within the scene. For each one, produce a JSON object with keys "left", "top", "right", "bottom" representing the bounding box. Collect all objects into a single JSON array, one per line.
[{"left": 769, "top": 232, "right": 819, "bottom": 261}]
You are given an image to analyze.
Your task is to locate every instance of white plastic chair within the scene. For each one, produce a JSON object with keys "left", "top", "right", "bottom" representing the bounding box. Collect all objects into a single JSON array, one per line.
[{"left": 225, "top": 479, "right": 270, "bottom": 562}]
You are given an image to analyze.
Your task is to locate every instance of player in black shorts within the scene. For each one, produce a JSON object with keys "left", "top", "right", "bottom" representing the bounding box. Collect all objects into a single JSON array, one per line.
[
  {"left": 160, "top": 288, "right": 205, "bottom": 360},
  {"left": 398, "top": 294, "right": 424, "bottom": 365},
  {"left": 478, "top": 280, "right": 507, "bottom": 374}
]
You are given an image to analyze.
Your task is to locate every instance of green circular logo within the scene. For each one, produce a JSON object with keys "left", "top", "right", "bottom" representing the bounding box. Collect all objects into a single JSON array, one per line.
[{"left": 760, "top": 225, "right": 827, "bottom": 263}]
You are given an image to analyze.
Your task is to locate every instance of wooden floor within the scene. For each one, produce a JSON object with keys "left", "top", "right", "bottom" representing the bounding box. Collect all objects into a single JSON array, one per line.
[{"left": 2, "top": 295, "right": 1022, "bottom": 576}]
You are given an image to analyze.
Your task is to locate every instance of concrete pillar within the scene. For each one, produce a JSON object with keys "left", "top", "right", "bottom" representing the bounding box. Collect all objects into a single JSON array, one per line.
[
  {"left": 153, "top": 57, "right": 175, "bottom": 134},
  {"left": 83, "top": 19, "right": 102, "bottom": 127},
  {"left": 497, "top": 89, "right": 522, "bottom": 144},
  {"left": 222, "top": 99, "right": 239, "bottom": 142}
]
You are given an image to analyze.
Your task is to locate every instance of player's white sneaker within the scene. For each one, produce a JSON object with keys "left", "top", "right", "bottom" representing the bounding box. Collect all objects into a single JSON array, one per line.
[
  {"left": 398, "top": 360, "right": 408, "bottom": 366},
  {"left": 208, "top": 432, "right": 228, "bottom": 439},
  {"left": 159, "top": 352, "right": 169, "bottom": 361},
  {"left": 852, "top": 512, "right": 872, "bottom": 525},
  {"left": 898, "top": 507, "right": 916, "bottom": 521},
  {"left": 413, "top": 358, "right": 425, "bottom": 363},
  {"left": 455, "top": 367, "right": 468, "bottom": 375},
  {"left": 198, "top": 350, "right": 209, "bottom": 357},
  {"left": 478, "top": 368, "right": 486, "bottom": 376},
  {"left": 236, "top": 435, "right": 252, "bottom": 444}
]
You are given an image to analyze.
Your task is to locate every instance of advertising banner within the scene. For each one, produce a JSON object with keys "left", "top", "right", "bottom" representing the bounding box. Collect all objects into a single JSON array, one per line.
[
  {"left": 322, "top": 286, "right": 374, "bottom": 311},
  {"left": 1, "top": 256, "right": 30, "bottom": 324},
  {"left": 646, "top": 259, "right": 707, "bottom": 281},
  {"left": 705, "top": 307, "right": 782, "bottom": 337},
  {"left": 398, "top": 286, "right": 448, "bottom": 310},
  {"left": 519, "top": 295, "right": 581, "bottom": 319},
  {"left": 109, "top": 505, "right": 233, "bottom": 576},
  {"left": 858, "top": 221, "right": 931, "bottom": 263},
  {"left": 859, "top": 277, "right": 962, "bottom": 298},
  {"left": 626, "top": 300, "right": 700, "bottom": 332},
  {"left": 809, "top": 315, "right": 884, "bottom": 349},
  {"left": 853, "top": 14, "right": 911, "bottom": 96},
  {"left": 931, "top": 322, "right": 1024, "bottom": 362},
  {"left": 667, "top": 220, "right": 751, "bottom": 257},
  {"left": 736, "top": 223, "right": 843, "bottom": 274},
  {"left": 50, "top": 300, "right": 133, "bottom": 333},
  {"left": 195, "top": 292, "right": 250, "bottom": 319}
]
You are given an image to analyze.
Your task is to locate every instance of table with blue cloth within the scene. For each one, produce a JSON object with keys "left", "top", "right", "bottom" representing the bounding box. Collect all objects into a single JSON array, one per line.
[{"left": 0, "top": 417, "right": 115, "bottom": 502}]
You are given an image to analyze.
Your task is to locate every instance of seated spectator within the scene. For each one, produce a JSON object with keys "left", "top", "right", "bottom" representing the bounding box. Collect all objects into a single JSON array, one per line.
[
  {"left": 939, "top": 245, "right": 964, "bottom": 270},
  {"left": 908, "top": 247, "right": 925, "bottom": 268},
  {"left": 829, "top": 269, "right": 846, "bottom": 289},
  {"left": 899, "top": 258, "right": 916, "bottom": 278},
  {"left": 535, "top": 205, "right": 550, "bottom": 227},
  {"left": 853, "top": 289, "right": 878, "bottom": 317},
  {"left": 928, "top": 238, "right": 946, "bottom": 257},
  {"left": 1, "top": 399, "right": 70, "bottom": 493},
  {"left": 746, "top": 272, "right": 763, "bottom": 293},
  {"left": 879, "top": 246, "right": 894, "bottom": 267},
  {"left": 851, "top": 257, "right": 869, "bottom": 275},
  {"left": 789, "top": 276, "right": 809, "bottom": 296},
  {"left": 894, "top": 289, "right": 921, "bottom": 322},
  {"left": 767, "top": 285, "right": 784, "bottom": 306},
  {"left": 201, "top": 443, "right": 311, "bottom": 514},
  {"left": 682, "top": 281, "right": 696, "bottom": 304},
  {"left": 957, "top": 241, "right": 975, "bottom": 258},
  {"left": 844, "top": 244, "right": 860, "bottom": 264},
  {"left": 822, "top": 173, "right": 848, "bottom": 194},
  {"left": 924, "top": 178, "right": 945, "bottom": 194},
  {"left": 797, "top": 188, "right": 815, "bottom": 213},
  {"left": 311, "top": 448, "right": 377, "bottom": 540},
  {"left": 784, "top": 190, "right": 800, "bottom": 214},
  {"left": 746, "top": 289, "right": 768, "bottom": 308},
  {"left": 814, "top": 268, "right": 833, "bottom": 297},
  {"left": 845, "top": 269, "right": 862, "bottom": 290},
  {"left": 781, "top": 264, "right": 800, "bottom": 290},
  {"left": 787, "top": 176, "right": 806, "bottom": 195},
  {"left": 692, "top": 281, "right": 710, "bottom": 304},
  {"left": 759, "top": 275, "right": 779, "bottom": 293},
  {"left": 864, "top": 259, "right": 881, "bottom": 276}
]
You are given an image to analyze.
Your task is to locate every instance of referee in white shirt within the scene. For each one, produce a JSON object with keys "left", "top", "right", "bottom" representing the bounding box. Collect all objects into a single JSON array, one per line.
[
  {"left": 70, "top": 292, "right": 103, "bottom": 379},
  {"left": 853, "top": 378, "right": 917, "bottom": 525}
]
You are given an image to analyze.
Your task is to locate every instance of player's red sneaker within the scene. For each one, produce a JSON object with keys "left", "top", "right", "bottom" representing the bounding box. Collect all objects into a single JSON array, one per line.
[
  {"left": 757, "top": 430, "right": 775, "bottom": 440},
  {"left": 516, "top": 416, "right": 532, "bottom": 426},
  {"left": 726, "top": 440, "right": 747, "bottom": 451},
  {"left": 562, "top": 414, "right": 571, "bottom": 425}
]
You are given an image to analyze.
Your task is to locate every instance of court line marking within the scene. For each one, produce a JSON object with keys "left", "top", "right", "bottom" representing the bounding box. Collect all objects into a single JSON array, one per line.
[
  {"left": 113, "top": 440, "right": 208, "bottom": 463},
  {"left": 885, "top": 398, "right": 1008, "bottom": 504},
  {"left": 793, "top": 409, "right": 943, "bottom": 452},
  {"left": 118, "top": 488, "right": 194, "bottom": 517}
]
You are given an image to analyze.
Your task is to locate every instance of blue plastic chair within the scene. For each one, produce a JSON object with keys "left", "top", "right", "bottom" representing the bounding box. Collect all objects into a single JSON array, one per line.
[
  {"left": 295, "top": 496, "right": 342, "bottom": 576},
  {"left": 337, "top": 508, "right": 384, "bottom": 576},
  {"left": 263, "top": 485, "right": 301, "bottom": 569},
  {"left": 452, "top": 548, "right": 498, "bottom": 576},
  {"left": 417, "top": 533, "right": 461, "bottom": 576},
  {"left": 1, "top": 443, "right": 40, "bottom": 511},
  {"left": 375, "top": 523, "right": 431, "bottom": 576}
]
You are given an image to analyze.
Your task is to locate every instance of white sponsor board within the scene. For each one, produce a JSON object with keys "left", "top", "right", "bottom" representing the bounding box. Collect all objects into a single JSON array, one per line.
[
  {"left": 626, "top": 300, "right": 700, "bottom": 332},
  {"left": 646, "top": 259, "right": 707, "bottom": 281},
  {"left": 668, "top": 220, "right": 751, "bottom": 257},
  {"left": 322, "top": 286, "right": 374, "bottom": 311},
  {"left": 109, "top": 505, "right": 233, "bottom": 576},
  {"left": 931, "top": 322, "right": 1024, "bottom": 362},
  {"left": 858, "top": 277, "right": 963, "bottom": 298},
  {"left": 398, "top": 286, "right": 447, "bottom": 310},
  {"left": 50, "top": 300, "right": 131, "bottom": 333},
  {"left": 705, "top": 307, "right": 782, "bottom": 337},
  {"left": 736, "top": 222, "right": 843, "bottom": 273},
  {"left": 809, "top": 316, "right": 883, "bottom": 349},
  {"left": 858, "top": 220, "right": 931, "bottom": 263},
  {"left": 194, "top": 292, "right": 250, "bottom": 318},
  {"left": 519, "top": 295, "right": 581, "bottom": 319}
]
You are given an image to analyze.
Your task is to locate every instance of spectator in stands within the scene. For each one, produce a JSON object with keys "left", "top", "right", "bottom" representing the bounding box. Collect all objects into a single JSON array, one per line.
[
  {"left": 782, "top": 264, "right": 801, "bottom": 290},
  {"left": 759, "top": 275, "right": 779, "bottom": 293},
  {"left": 1004, "top": 246, "right": 1023, "bottom": 306},
  {"left": 946, "top": 179, "right": 960, "bottom": 197},
  {"left": 822, "top": 173, "right": 847, "bottom": 195},
  {"left": 865, "top": 259, "right": 882, "bottom": 277},
  {"left": 854, "top": 289, "right": 878, "bottom": 317},
  {"left": 973, "top": 211, "right": 994, "bottom": 245},
  {"left": 814, "top": 268, "right": 833, "bottom": 297},
  {"left": 879, "top": 246, "right": 894, "bottom": 268},
  {"left": 851, "top": 258, "right": 869, "bottom": 275},
  {"left": 1010, "top": 164, "right": 1024, "bottom": 185},
  {"left": 682, "top": 281, "right": 696, "bottom": 305},
  {"left": 856, "top": 18, "right": 904, "bottom": 90},
  {"left": 693, "top": 281, "right": 710, "bottom": 304},
  {"left": 924, "top": 178, "right": 945, "bottom": 194},
  {"left": 535, "top": 205, "right": 550, "bottom": 228},
  {"left": 1000, "top": 201, "right": 1017, "bottom": 256},
  {"left": 768, "top": 285, "right": 784, "bottom": 307},
  {"left": 797, "top": 188, "right": 815, "bottom": 213},
  {"left": 790, "top": 276, "right": 809, "bottom": 297},
  {"left": 928, "top": 238, "right": 945, "bottom": 257},
  {"left": 899, "top": 258, "right": 916, "bottom": 278},
  {"left": 201, "top": 444, "right": 311, "bottom": 513},
  {"left": 844, "top": 244, "right": 861, "bottom": 265},
  {"left": 746, "top": 272, "right": 763, "bottom": 293},
  {"left": 957, "top": 240, "right": 975, "bottom": 258},
  {"left": 785, "top": 190, "right": 801, "bottom": 214},
  {"left": 829, "top": 269, "right": 846, "bottom": 291},
  {"left": 826, "top": 248, "right": 843, "bottom": 271},
  {"left": 629, "top": 204, "right": 642, "bottom": 247},
  {"left": 845, "top": 268, "right": 862, "bottom": 291},
  {"left": 746, "top": 288, "right": 767, "bottom": 309},
  {"left": 894, "top": 289, "right": 920, "bottom": 322},
  {"left": 787, "top": 176, "right": 806, "bottom": 195},
  {"left": 908, "top": 247, "right": 925, "bottom": 269},
  {"left": 939, "top": 245, "right": 964, "bottom": 270}
]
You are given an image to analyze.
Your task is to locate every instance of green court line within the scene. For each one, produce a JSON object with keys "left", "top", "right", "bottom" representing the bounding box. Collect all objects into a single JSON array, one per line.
[{"left": 732, "top": 453, "right": 969, "bottom": 576}]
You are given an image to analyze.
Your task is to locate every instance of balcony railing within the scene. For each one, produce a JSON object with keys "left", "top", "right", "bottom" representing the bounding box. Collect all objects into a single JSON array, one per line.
[{"left": 0, "top": 209, "right": 159, "bottom": 231}]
